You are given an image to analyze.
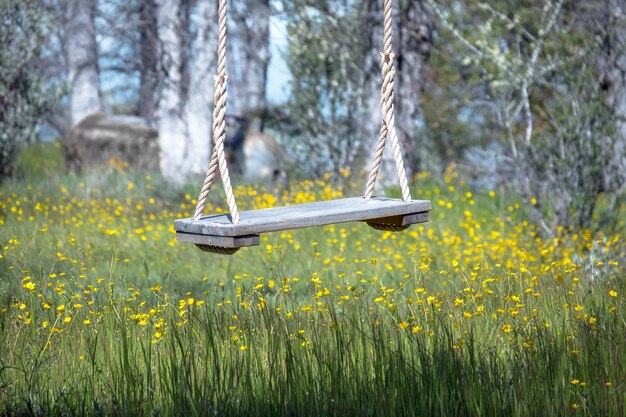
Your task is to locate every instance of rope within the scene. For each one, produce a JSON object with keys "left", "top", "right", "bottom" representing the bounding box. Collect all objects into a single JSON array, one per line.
[
  {"left": 193, "top": 0, "right": 240, "bottom": 224},
  {"left": 193, "top": 0, "right": 411, "bottom": 225},
  {"left": 364, "top": 0, "right": 412, "bottom": 203}
]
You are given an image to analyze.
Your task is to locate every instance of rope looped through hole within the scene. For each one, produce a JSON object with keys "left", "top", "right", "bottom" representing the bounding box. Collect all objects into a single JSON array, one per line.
[{"left": 195, "top": 244, "right": 240, "bottom": 255}]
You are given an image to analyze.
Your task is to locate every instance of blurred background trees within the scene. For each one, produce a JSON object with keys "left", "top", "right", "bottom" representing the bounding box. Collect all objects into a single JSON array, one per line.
[
  {"left": 2, "top": 0, "right": 626, "bottom": 235},
  {"left": 0, "top": 0, "right": 62, "bottom": 181}
]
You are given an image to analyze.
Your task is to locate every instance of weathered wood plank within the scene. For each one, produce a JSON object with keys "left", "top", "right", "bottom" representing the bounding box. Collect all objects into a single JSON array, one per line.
[
  {"left": 174, "top": 197, "right": 431, "bottom": 237},
  {"left": 176, "top": 232, "right": 260, "bottom": 248}
]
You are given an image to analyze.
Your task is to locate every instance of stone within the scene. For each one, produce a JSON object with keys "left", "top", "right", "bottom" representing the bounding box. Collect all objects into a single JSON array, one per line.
[
  {"left": 242, "top": 131, "right": 287, "bottom": 182},
  {"left": 63, "top": 112, "right": 159, "bottom": 172}
]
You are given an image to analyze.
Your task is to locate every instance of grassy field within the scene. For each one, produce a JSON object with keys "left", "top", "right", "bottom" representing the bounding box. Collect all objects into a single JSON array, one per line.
[{"left": 1, "top": 143, "right": 625, "bottom": 416}]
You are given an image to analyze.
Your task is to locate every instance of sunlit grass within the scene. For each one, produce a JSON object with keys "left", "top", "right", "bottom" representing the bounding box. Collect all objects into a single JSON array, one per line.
[{"left": 0, "top": 143, "right": 624, "bottom": 416}]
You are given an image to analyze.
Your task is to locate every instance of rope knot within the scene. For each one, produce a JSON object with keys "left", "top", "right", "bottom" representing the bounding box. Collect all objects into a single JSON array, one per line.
[
  {"left": 214, "top": 73, "right": 228, "bottom": 88},
  {"left": 380, "top": 51, "right": 395, "bottom": 64}
]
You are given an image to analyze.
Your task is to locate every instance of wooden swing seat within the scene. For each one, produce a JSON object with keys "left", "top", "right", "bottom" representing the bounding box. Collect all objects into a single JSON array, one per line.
[
  {"left": 174, "top": 0, "right": 428, "bottom": 255},
  {"left": 175, "top": 197, "right": 431, "bottom": 253}
]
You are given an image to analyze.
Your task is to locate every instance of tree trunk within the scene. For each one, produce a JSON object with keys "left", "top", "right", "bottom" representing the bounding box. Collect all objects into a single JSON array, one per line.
[
  {"left": 138, "top": 0, "right": 159, "bottom": 120},
  {"left": 156, "top": 0, "right": 189, "bottom": 183},
  {"left": 179, "top": 0, "right": 193, "bottom": 105},
  {"left": 60, "top": 0, "right": 102, "bottom": 126},
  {"left": 363, "top": 0, "right": 391, "bottom": 190},
  {"left": 395, "top": 0, "right": 432, "bottom": 175},
  {"left": 231, "top": 0, "right": 270, "bottom": 129},
  {"left": 601, "top": 0, "right": 626, "bottom": 192},
  {"left": 187, "top": 0, "right": 218, "bottom": 175},
  {"left": 364, "top": 0, "right": 432, "bottom": 189}
]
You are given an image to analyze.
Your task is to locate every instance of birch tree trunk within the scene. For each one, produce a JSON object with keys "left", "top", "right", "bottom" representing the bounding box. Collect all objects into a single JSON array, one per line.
[
  {"left": 156, "top": 0, "right": 189, "bottom": 183},
  {"left": 138, "top": 0, "right": 159, "bottom": 120},
  {"left": 187, "top": 0, "right": 218, "bottom": 175},
  {"left": 231, "top": 0, "right": 270, "bottom": 129},
  {"left": 60, "top": 0, "right": 102, "bottom": 126}
]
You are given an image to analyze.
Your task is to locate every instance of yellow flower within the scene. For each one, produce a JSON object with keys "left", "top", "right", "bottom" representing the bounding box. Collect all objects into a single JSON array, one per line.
[
  {"left": 570, "top": 379, "right": 579, "bottom": 385},
  {"left": 22, "top": 282, "right": 36, "bottom": 291},
  {"left": 609, "top": 290, "right": 618, "bottom": 298},
  {"left": 63, "top": 316, "right": 72, "bottom": 323},
  {"left": 399, "top": 321, "right": 409, "bottom": 329}
]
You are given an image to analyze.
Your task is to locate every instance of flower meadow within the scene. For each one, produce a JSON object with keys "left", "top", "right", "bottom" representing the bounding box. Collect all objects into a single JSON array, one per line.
[{"left": 1, "top": 145, "right": 625, "bottom": 416}]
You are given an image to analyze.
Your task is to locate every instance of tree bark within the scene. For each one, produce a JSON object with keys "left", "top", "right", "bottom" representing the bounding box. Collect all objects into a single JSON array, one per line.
[
  {"left": 363, "top": 0, "right": 391, "bottom": 189},
  {"left": 230, "top": 0, "right": 270, "bottom": 129},
  {"left": 601, "top": 0, "right": 626, "bottom": 192},
  {"left": 156, "top": 0, "right": 189, "bottom": 183},
  {"left": 60, "top": 0, "right": 102, "bottom": 126},
  {"left": 179, "top": 0, "right": 193, "bottom": 105},
  {"left": 395, "top": 0, "right": 432, "bottom": 175},
  {"left": 187, "top": 0, "right": 218, "bottom": 175},
  {"left": 138, "top": 0, "right": 159, "bottom": 120}
]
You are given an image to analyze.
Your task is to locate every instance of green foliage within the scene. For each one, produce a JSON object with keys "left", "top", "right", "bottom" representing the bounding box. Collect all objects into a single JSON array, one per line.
[
  {"left": 523, "top": 64, "right": 616, "bottom": 232},
  {"left": 13, "top": 141, "right": 65, "bottom": 181},
  {"left": 279, "top": 1, "right": 373, "bottom": 179},
  {"left": 428, "top": 0, "right": 625, "bottom": 234},
  {"left": 0, "top": 0, "right": 62, "bottom": 182}
]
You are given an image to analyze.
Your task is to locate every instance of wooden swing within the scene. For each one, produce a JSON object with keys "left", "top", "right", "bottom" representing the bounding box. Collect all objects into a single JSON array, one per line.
[{"left": 174, "top": 0, "right": 431, "bottom": 254}]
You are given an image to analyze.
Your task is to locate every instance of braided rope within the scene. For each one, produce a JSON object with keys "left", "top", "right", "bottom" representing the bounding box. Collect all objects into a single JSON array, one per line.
[
  {"left": 364, "top": 0, "right": 412, "bottom": 203},
  {"left": 193, "top": 0, "right": 410, "bottom": 226},
  {"left": 193, "top": 0, "right": 240, "bottom": 224}
]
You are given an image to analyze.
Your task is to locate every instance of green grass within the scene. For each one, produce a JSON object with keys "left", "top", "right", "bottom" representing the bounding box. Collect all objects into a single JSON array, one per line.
[{"left": 0, "top": 142, "right": 625, "bottom": 416}]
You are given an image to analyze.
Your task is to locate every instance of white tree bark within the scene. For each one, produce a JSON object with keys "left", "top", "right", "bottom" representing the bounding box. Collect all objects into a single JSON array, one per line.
[
  {"left": 61, "top": 0, "right": 102, "bottom": 126},
  {"left": 156, "top": 0, "right": 189, "bottom": 183},
  {"left": 187, "top": 0, "right": 218, "bottom": 176}
]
